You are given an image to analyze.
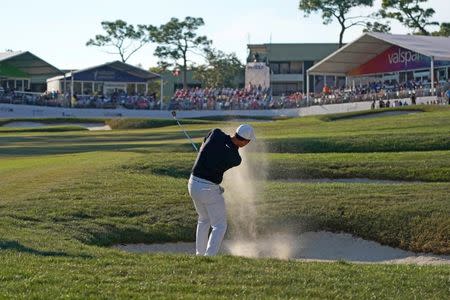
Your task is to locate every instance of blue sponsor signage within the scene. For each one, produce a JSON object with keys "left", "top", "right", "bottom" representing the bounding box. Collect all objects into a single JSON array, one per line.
[{"left": 72, "top": 65, "right": 147, "bottom": 82}]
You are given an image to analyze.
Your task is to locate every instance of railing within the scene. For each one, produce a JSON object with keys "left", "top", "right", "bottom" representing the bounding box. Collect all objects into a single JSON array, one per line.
[{"left": 307, "top": 87, "right": 448, "bottom": 106}]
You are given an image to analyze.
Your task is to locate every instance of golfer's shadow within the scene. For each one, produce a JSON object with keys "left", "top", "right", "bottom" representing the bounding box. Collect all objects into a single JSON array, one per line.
[{"left": 0, "top": 240, "right": 92, "bottom": 258}]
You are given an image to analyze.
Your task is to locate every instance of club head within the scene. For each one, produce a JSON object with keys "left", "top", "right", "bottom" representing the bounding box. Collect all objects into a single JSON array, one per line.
[{"left": 171, "top": 111, "right": 177, "bottom": 118}]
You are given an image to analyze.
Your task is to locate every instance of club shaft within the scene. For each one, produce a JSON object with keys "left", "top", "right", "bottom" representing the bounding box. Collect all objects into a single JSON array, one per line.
[{"left": 174, "top": 118, "right": 198, "bottom": 152}]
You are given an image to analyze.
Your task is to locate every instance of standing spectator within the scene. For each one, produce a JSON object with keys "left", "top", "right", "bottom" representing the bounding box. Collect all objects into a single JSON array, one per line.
[{"left": 411, "top": 92, "right": 416, "bottom": 105}]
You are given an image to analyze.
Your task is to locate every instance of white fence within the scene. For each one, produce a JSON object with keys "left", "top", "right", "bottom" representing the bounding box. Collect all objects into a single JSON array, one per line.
[{"left": 0, "top": 96, "right": 439, "bottom": 119}]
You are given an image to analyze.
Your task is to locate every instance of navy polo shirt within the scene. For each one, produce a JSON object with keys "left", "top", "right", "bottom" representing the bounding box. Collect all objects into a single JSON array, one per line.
[{"left": 192, "top": 128, "right": 242, "bottom": 184}]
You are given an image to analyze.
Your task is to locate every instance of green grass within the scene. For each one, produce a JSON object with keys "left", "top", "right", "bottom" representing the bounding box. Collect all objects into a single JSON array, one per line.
[
  {"left": 0, "top": 125, "right": 88, "bottom": 133},
  {"left": 1, "top": 253, "right": 449, "bottom": 299},
  {"left": 105, "top": 118, "right": 212, "bottom": 129},
  {"left": 0, "top": 117, "right": 106, "bottom": 126},
  {"left": 0, "top": 107, "right": 450, "bottom": 298},
  {"left": 317, "top": 105, "right": 435, "bottom": 121}
]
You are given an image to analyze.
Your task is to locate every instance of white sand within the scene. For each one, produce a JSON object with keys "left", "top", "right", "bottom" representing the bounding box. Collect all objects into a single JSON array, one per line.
[
  {"left": 277, "top": 178, "right": 422, "bottom": 184},
  {"left": 113, "top": 231, "right": 450, "bottom": 265},
  {"left": 2, "top": 121, "right": 111, "bottom": 131}
]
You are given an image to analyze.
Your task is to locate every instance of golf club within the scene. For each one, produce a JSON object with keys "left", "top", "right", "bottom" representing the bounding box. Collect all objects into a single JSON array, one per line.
[{"left": 171, "top": 110, "right": 199, "bottom": 152}]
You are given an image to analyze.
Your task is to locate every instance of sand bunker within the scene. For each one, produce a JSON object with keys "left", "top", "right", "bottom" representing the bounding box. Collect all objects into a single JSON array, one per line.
[
  {"left": 2, "top": 121, "right": 111, "bottom": 131},
  {"left": 113, "top": 231, "right": 450, "bottom": 265},
  {"left": 277, "top": 178, "right": 421, "bottom": 184}
]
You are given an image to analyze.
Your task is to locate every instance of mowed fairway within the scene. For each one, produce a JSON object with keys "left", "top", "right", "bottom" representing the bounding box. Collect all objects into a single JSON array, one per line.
[{"left": 0, "top": 106, "right": 449, "bottom": 299}]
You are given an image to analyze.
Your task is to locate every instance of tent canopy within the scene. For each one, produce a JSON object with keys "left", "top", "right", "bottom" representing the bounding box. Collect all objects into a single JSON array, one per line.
[
  {"left": 0, "top": 51, "right": 62, "bottom": 77},
  {"left": 308, "top": 33, "right": 450, "bottom": 75},
  {"left": 66, "top": 61, "right": 161, "bottom": 81}
]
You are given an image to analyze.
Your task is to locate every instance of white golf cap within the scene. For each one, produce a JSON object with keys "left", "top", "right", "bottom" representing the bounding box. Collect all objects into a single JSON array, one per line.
[{"left": 236, "top": 124, "right": 255, "bottom": 141}]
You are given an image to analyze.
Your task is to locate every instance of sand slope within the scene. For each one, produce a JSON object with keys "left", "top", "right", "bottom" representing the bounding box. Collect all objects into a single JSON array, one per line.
[{"left": 113, "top": 231, "right": 450, "bottom": 265}]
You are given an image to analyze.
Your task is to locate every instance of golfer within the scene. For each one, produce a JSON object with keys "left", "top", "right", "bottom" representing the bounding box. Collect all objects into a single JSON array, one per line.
[{"left": 188, "top": 124, "right": 255, "bottom": 256}]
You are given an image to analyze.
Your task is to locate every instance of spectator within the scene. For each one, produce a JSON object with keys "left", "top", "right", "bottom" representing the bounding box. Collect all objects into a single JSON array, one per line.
[{"left": 411, "top": 92, "right": 416, "bottom": 105}]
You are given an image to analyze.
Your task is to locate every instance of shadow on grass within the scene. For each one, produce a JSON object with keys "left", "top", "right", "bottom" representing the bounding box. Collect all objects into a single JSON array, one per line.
[
  {"left": 81, "top": 224, "right": 195, "bottom": 247},
  {"left": 0, "top": 240, "right": 92, "bottom": 258},
  {"left": 0, "top": 130, "right": 208, "bottom": 144},
  {"left": 0, "top": 142, "right": 195, "bottom": 156}
]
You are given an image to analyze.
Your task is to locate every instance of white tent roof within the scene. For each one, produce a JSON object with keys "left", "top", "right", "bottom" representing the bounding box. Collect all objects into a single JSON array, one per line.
[{"left": 308, "top": 32, "right": 450, "bottom": 75}]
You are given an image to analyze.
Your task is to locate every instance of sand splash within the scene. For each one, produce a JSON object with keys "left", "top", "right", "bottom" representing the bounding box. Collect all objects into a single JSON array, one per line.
[{"left": 221, "top": 135, "right": 297, "bottom": 259}]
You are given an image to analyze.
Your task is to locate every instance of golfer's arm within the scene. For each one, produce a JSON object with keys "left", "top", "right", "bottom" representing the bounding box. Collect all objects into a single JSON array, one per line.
[{"left": 204, "top": 130, "right": 213, "bottom": 142}]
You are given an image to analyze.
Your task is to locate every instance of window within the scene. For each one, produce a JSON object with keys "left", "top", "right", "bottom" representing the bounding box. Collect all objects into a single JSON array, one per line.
[
  {"left": 280, "top": 63, "right": 290, "bottom": 74},
  {"left": 337, "top": 76, "right": 346, "bottom": 89},
  {"left": 314, "top": 75, "right": 324, "bottom": 93},
  {"left": 325, "top": 76, "right": 335, "bottom": 88},
  {"left": 127, "top": 84, "right": 135, "bottom": 95},
  {"left": 83, "top": 82, "right": 93, "bottom": 95},
  {"left": 438, "top": 68, "right": 447, "bottom": 82},
  {"left": 16, "top": 80, "right": 23, "bottom": 91},
  {"left": 73, "top": 82, "right": 82, "bottom": 94},
  {"left": 290, "top": 62, "right": 303, "bottom": 74},
  {"left": 271, "top": 62, "right": 303, "bottom": 74},
  {"left": 270, "top": 63, "right": 280, "bottom": 74},
  {"left": 94, "top": 83, "right": 103, "bottom": 94}
]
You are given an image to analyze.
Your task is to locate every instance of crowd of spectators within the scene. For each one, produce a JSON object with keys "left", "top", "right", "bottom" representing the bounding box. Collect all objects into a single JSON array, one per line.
[
  {"left": 70, "top": 91, "right": 159, "bottom": 110},
  {"left": 167, "top": 79, "right": 450, "bottom": 110},
  {"left": 1, "top": 77, "right": 449, "bottom": 110},
  {"left": 168, "top": 85, "right": 281, "bottom": 110},
  {"left": 309, "top": 78, "right": 450, "bottom": 106},
  {"left": 0, "top": 87, "right": 160, "bottom": 110},
  {"left": 0, "top": 88, "right": 51, "bottom": 106}
]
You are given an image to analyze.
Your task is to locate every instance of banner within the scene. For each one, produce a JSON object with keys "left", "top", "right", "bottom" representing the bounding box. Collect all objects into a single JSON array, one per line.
[
  {"left": 73, "top": 65, "right": 148, "bottom": 82},
  {"left": 349, "top": 45, "right": 450, "bottom": 76}
]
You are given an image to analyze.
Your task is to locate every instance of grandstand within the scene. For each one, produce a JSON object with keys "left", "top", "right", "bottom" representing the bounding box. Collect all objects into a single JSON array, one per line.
[{"left": 307, "top": 32, "right": 450, "bottom": 104}]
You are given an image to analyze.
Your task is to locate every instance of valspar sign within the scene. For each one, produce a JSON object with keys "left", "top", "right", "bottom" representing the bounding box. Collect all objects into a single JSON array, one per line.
[
  {"left": 387, "top": 48, "right": 424, "bottom": 67},
  {"left": 349, "top": 45, "right": 449, "bottom": 76}
]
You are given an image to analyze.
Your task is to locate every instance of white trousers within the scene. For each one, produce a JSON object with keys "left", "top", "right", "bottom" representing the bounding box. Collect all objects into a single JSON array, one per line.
[{"left": 188, "top": 175, "right": 227, "bottom": 256}]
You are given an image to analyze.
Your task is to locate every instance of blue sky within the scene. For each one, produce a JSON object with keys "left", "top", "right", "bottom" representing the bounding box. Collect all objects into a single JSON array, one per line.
[{"left": 1, "top": 0, "right": 447, "bottom": 70}]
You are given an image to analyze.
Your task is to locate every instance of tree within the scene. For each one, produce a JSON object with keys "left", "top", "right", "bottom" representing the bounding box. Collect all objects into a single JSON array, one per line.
[
  {"left": 192, "top": 49, "right": 244, "bottom": 88},
  {"left": 150, "top": 17, "right": 211, "bottom": 89},
  {"left": 432, "top": 23, "right": 450, "bottom": 37},
  {"left": 86, "top": 20, "right": 150, "bottom": 63},
  {"left": 380, "top": 0, "right": 438, "bottom": 35},
  {"left": 298, "top": 0, "right": 375, "bottom": 48},
  {"left": 147, "top": 66, "right": 164, "bottom": 101},
  {"left": 363, "top": 21, "right": 391, "bottom": 33}
]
